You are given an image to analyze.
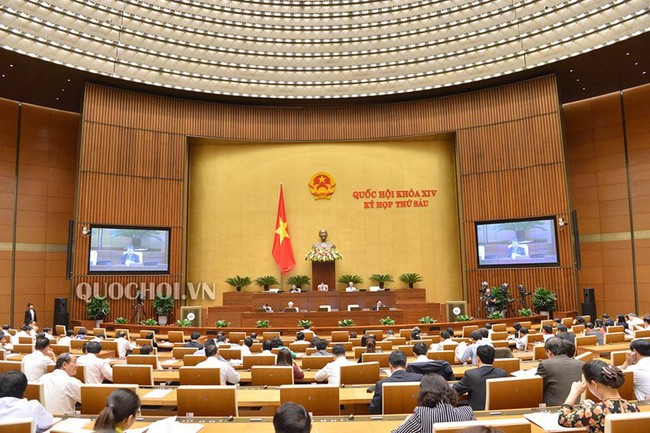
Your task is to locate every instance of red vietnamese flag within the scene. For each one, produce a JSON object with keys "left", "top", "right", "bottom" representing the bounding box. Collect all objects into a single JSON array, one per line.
[{"left": 272, "top": 185, "right": 296, "bottom": 274}]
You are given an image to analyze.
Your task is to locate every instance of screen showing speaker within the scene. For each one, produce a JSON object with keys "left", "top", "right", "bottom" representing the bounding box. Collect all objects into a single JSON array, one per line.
[
  {"left": 475, "top": 216, "right": 560, "bottom": 268},
  {"left": 88, "top": 225, "right": 171, "bottom": 275}
]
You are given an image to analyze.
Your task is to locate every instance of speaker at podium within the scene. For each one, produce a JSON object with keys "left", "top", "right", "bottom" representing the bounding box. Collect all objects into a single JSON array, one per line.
[{"left": 180, "top": 306, "right": 203, "bottom": 327}]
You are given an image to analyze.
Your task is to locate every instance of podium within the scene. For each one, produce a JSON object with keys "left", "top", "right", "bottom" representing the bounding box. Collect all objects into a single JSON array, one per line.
[{"left": 311, "top": 261, "right": 336, "bottom": 291}]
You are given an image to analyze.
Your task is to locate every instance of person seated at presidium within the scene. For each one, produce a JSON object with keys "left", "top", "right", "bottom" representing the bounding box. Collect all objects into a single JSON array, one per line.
[
  {"left": 372, "top": 300, "right": 386, "bottom": 311},
  {"left": 391, "top": 374, "right": 475, "bottom": 433},
  {"left": 0, "top": 370, "right": 54, "bottom": 433},
  {"left": 262, "top": 303, "right": 273, "bottom": 312},
  {"left": 285, "top": 301, "right": 298, "bottom": 312},
  {"left": 290, "top": 284, "right": 301, "bottom": 293},
  {"left": 559, "top": 360, "right": 639, "bottom": 433},
  {"left": 118, "top": 246, "right": 141, "bottom": 265},
  {"left": 504, "top": 239, "right": 527, "bottom": 258},
  {"left": 346, "top": 281, "right": 358, "bottom": 292},
  {"left": 317, "top": 282, "right": 329, "bottom": 291}
]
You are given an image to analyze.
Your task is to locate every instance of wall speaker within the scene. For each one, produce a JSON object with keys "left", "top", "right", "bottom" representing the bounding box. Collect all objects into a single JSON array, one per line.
[
  {"left": 54, "top": 298, "right": 67, "bottom": 313},
  {"left": 583, "top": 287, "right": 595, "bottom": 304}
]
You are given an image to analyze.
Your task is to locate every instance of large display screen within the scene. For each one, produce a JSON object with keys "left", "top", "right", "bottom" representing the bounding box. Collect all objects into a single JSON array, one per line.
[
  {"left": 88, "top": 226, "right": 170, "bottom": 274},
  {"left": 475, "top": 217, "right": 559, "bottom": 268}
]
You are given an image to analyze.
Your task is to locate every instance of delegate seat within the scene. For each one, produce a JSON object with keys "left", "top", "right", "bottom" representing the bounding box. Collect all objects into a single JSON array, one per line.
[
  {"left": 251, "top": 366, "right": 294, "bottom": 386},
  {"left": 361, "top": 352, "right": 390, "bottom": 367},
  {"left": 177, "top": 385, "right": 238, "bottom": 417},
  {"left": 126, "top": 354, "right": 159, "bottom": 369},
  {"left": 279, "top": 385, "right": 339, "bottom": 415},
  {"left": 605, "top": 411, "right": 650, "bottom": 433},
  {"left": 485, "top": 376, "right": 543, "bottom": 410},
  {"left": 243, "top": 355, "right": 276, "bottom": 369},
  {"left": 492, "top": 358, "right": 521, "bottom": 375},
  {"left": 382, "top": 381, "right": 420, "bottom": 414},
  {"left": 81, "top": 384, "right": 138, "bottom": 414},
  {"left": 183, "top": 354, "right": 207, "bottom": 367},
  {"left": 112, "top": 364, "right": 153, "bottom": 386},
  {"left": 179, "top": 366, "right": 221, "bottom": 385},
  {"left": 0, "top": 419, "right": 32, "bottom": 433},
  {"left": 340, "top": 362, "right": 380, "bottom": 385},
  {"left": 300, "top": 356, "right": 331, "bottom": 370}
]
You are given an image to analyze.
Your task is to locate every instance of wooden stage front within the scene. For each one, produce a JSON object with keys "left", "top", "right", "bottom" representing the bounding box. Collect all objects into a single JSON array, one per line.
[{"left": 206, "top": 289, "right": 442, "bottom": 327}]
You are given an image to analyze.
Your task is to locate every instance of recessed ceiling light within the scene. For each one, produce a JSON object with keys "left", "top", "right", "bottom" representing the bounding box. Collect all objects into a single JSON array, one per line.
[
  {"left": 626, "top": 52, "right": 630, "bottom": 55},
  {"left": 9, "top": 64, "right": 13, "bottom": 67},
  {"left": 67, "top": 78, "right": 71, "bottom": 82},
  {"left": 634, "top": 62, "right": 638, "bottom": 66},
  {"left": 569, "top": 69, "right": 573, "bottom": 72},
  {"left": 576, "top": 79, "right": 580, "bottom": 82}
]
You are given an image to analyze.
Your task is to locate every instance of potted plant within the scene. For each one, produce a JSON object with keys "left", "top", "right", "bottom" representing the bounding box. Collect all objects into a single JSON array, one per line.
[
  {"left": 337, "top": 274, "right": 363, "bottom": 287},
  {"left": 532, "top": 287, "right": 557, "bottom": 318},
  {"left": 518, "top": 308, "right": 533, "bottom": 317},
  {"left": 141, "top": 318, "right": 158, "bottom": 326},
  {"left": 418, "top": 316, "right": 436, "bottom": 324},
  {"left": 456, "top": 314, "right": 473, "bottom": 322},
  {"left": 399, "top": 273, "right": 423, "bottom": 288},
  {"left": 487, "top": 312, "right": 504, "bottom": 320},
  {"left": 254, "top": 275, "right": 279, "bottom": 291},
  {"left": 338, "top": 318, "right": 355, "bottom": 327},
  {"left": 298, "top": 319, "right": 313, "bottom": 329},
  {"left": 153, "top": 293, "right": 174, "bottom": 325},
  {"left": 215, "top": 320, "right": 230, "bottom": 328},
  {"left": 287, "top": 275, "right": 311, "bottom": 290},
  {"left": 225, "top": 275, "right": 252, "bottom": 292},
  {"left": 370, "top": 274, "right": 394, "bottom": 289},
  {"left": 256, "top": 319, "right": 270, "bottom": 328},
  {"left": 380, "top": 316, "right": 395, "bottom": 325},
  {"left": 87, "top": 295, "right": 110, "bottom": 327},
  {"left": 115, "top": 317, "right": 128, "bottom": 325},
  {"left": 176, "top": 318, "right": 192, "bottom": 327}
]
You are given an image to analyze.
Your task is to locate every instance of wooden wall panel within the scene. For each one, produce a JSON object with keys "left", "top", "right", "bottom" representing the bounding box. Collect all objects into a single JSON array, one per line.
[{"left": 73, "top": 75, "right": 576, "bottom": 321}]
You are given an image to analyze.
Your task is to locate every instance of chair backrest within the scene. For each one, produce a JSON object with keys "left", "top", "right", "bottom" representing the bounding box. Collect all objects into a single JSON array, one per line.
[
  {"left": 575, "top": 335, "right": 598, "bottom": 346},
  {"left": 18, "top": 337, "right": 33, "bottom": 345},
  {"left": 533, "top": 345, "right": 548, "bottom": 361},
  {"left": 25, "top": 382, "right": 44, "bottom": 404},
  {"left": 288, "top": 342, "right": 309, "bottom": 353},
  {"left": 168, "top": 330, "right": 186, "bottom": 343},
  {"left": 365, "top": 330, "right": 384, "bottom": 340},
  {"left": 251, "top": 365, "right": 294, "bottom": 386},
  {"left": 126, "top": 354, "right": 158, "bottom": 369},
  {"left": 396, "top": 345, "right": 414, "bottom": 357},
  {"left": 114, "top": 329, "right": 130, "bottom": 340},
  {"left": 219, "top": 348, "right": 241, "bottom": 360},
  {"left": 575, "top": 351, "right": 595, "bottom": 362},
  {"left": 228, "top": 332, "right": 246, "bottom": 343},
  {"left": 177, "top": 385, "right": 238, "bottom": 416},
  {"left": 492, "top": 340, "right": 510, "bottom": 349},
  {"left": 135, "top": 338, "right": 153, "bottom": 347},
  {"left": 376, "top": 341, "right": 392, "bottom": 351},
  {"left": 491, "top": 324, "right": 507, "bottom": 332},
  {"left": 586, "top": 370, "right": 635, "bottom": 401},
  {"left": 494, "top": 347, "right": 514, "bottom": 359},
  {"left": 46, "top": 364, "right": 86, "bottom": 382},
  {"left": 605, "top": 411, "right": 650, "bottom": 433},
  {"left": 301, "top": 356, "right": 332, "bottom": 370},
  {"left": 387, "top": 337, "right": 407, "bottom": 346},
  {"left": 607, "top": 326, "right": 624, "bottom": 334},
  {"left": 183, "top": 354, "right": 207, "bottom": 367},
  {"left": 362, "top": 352, "right": 390, "bottom": 367},
  {"left": 330, "top": 330, "right": 349, "bottom": 342},
  {"left": 382, "top": 381, "right": 420, "bottom": 414},
  {"left": 572, "top": 324, "right": 585, "bottom": 334},
  {"left": 399, "top": 328, "right": 412, "bottom": 339},
  {"left": 13, "top": 344, "right": 33, "bottom": 354},
  {"left": 243, "top": 355, "right": 276, "bottom": 369},
  {"left": 179, "top": 367, "right": 222, "bottom": 385},
  {"left": 55, "top": 325, "right": 66, "bottom": 336},
  {"left": 634, "top": 329, "right": 650, "bottom": 338},
  {"left": 518, "top": 321, "right": 532, "bottom": 330},
  {"left": 173, "top": 347, "right": 199, "bottom": 359},
  {"left": 432, "top": 418, "right": 531, "bottom": 433},
  {"left": 102, "top": 340, "right": 119, "bottom": 355},
  {"left": 490, "top": 332, "right": 508, "bottom": 341},
  {"left": 604, "top": 333, "right": 625, "bottom": 344},
  {"left": 485, "top": 376, "right": 543, "bottom": 410},
  {"left": 50, "top": 344, "right": 70, "bottom": 355},
  {"left": 492, "top": 358, "right": 521, "bottom": 374},
  {"left": 139, "top": 330, "right": 154, "bottom": 339},
  {"left": 462, "top": 325, "right": 478, "bottom": 338},
  {"left": 70, "top": 339, "right": 86, "bottom": 350},
  {"left": 80, "top": 384, "right": 138, "bottom": 414},
  {"left": 262, "top": 331, "right": 281, "bottom": 341},
  {"left": 280, "top": 385, "right": 340, "bottom": 415},
  {"left": 92, "top": 327, "right": 106, "bottom": 337},
  {"left": 540, "top": 319, "right": 554, "bottom": 328},
  {"left": 112, "top": 364, "right": 153, "bottom": 386},
  {"left": 611, "top": 350, "right": 629, "bottom": 367},
  {"left": 527, "top": 333, "right": 544, "bottom": 345},
  {"left": 0, "top": 361, "right": 22, "bottom": 374},
  {"left": 0, "top": 350, "right": 4, "bottom": 361},
  {"left": 427, "top": 350, "right": 456, "bottom": 364},
  {"left": 0, "top": 418, "right": 33, "bottom": 433},
  {"left": 340, "top": 362, "right": 380, "bottom": 385}
]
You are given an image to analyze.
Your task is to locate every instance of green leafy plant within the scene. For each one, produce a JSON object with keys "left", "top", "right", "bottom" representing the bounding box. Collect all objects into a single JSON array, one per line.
[
  {"left": 380, "top": 316, "right": 395, "bottom": 325},
  {"left": 418, "top": 316, "right": 436, "bottom": 324},
  {"left": 176, "top": 318, "right": 192, "bottom": 327},
  {"left": 256, "top": 319, "right": 270, "bottom": 328},
  {"left": 153, "top": 293, "right": 174, "bottom": 317},
  {"left": 287, "top": 275, "right": 311, "bottom": 289},
  {"left": 215, "top": 320, "right": 231, "bottom": 328},
  {"left": 518, "top": 308, "right": 533, "bottom": 317},
  {"left": 338, "top": 318, "right": 355, "bottom": 327},
  {"left": 532, "top": 287, "right": 558, "bottom": 312},
  {"left": 337, "top": 274, "right": 363, "bottom": 286},
  {"left": 369, "top": 274, "right": 394, "bottom": 289},
  {"left": 225, "top": 275, "right": 252, "bottom": 292},
  {"left": 399, "top": 273, "right": 423, "bottom": 288},
  {"left": 492, "top": 286, "right": 514, "bottom": 312},
  {"left": 109, "top": 229, "right": 163, "bottom": 248},
  {"left": 87, "top": 295, "right": 110, "bottom": 320},
  {"left": 254, "top": 275, "right": 279, "bottom": 291},
  {"left": 141, "top": 318, "right": 158, "bottom": 326},
  {"left": 298, "top": 319, "right": 313, "bottom": 329},
  {"left": 487, "top": 312, "right": 504, "bottom": 320},
  {"left": 115, "top": 317, "right": 128, "bottom": 324},
  {"left": 456, "top": 314, "right": 473, "bottom": 322}
]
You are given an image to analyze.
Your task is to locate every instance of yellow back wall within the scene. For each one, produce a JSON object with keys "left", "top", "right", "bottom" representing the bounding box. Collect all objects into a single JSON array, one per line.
[{"left": 187, "top": 134, "right": 462, "bottom": 305}]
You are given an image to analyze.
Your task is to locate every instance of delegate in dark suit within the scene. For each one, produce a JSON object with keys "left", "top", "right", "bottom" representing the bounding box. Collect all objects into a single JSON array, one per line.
[
  {"left": 535, "top": 338, "right": 585, "bottom": 406},
  {"left": 368, "top": 369, "right": 423, "bottom": 414},
  {"left": 24, "top": 304, "right": 37, "bottom": 325},
  {"left": 453, "top": 365, "right": 507, "bottom": 410},
  {"left": 406, "top": 359, "right": 455, "bottom": 381}
]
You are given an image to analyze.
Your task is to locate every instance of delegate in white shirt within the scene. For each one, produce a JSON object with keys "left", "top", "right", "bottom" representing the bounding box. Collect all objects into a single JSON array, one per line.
[
  {"left": 314, "top": 356, "right": 355, "bottom": 385},
  {"left": 22, "top": 351, "right": 55, "bottom": 381},
  {"left": 116, "top": 337, "right": 135, "bottom": 358},
  {"left": 77, "top": 353, "right": 113, "bottom": 383},
  {"left": 38, "top": 369, "right": 82, "bottom": 415},
  {"left": 0, "top": 396, "right": 54, "bottom": 433},
  {"left": 195, "top": 357, "right": 241, "bottom": 385},
  {"left": 625, "top": 356, "right": 650, "bottom": 400}
]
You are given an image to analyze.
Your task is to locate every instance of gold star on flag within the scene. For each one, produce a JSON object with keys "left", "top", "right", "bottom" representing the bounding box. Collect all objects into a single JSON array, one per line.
[{"left": 275, "top": 218, "right": 290, "bottom": 244}]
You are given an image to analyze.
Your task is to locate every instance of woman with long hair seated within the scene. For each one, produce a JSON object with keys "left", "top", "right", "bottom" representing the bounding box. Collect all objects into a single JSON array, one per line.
[
  {"left": 93, "top": 388, "right": 141, "bottom": 433},
  {"left": 276, "top": 348, "right": 304, "bottom": 380},
  {"left": 559, "top": 360, "right": 639, "bottom": 433},
  {"left": 391, "top": 374, "right": 474, "bottom": 433}
]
